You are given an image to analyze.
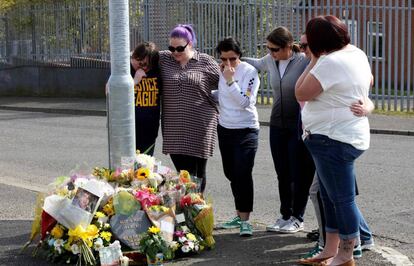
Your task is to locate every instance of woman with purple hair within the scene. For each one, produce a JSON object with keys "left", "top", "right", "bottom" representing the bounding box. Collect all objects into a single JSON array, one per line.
[{"left": 159, "top": 24, "right": 220, "bottom": 193}]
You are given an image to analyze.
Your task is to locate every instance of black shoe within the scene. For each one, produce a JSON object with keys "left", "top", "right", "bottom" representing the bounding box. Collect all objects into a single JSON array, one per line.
[{"left": 306, "top": 229, "right": 319, "bottom": 241}]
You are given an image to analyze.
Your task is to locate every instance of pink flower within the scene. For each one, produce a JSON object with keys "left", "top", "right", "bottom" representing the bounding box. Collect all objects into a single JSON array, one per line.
[
  {"left": 134, "top": 190, "right": 160, "bottom": 209},
  {"left": 174, "top": 230, "right": 185, "bottom": 237}
]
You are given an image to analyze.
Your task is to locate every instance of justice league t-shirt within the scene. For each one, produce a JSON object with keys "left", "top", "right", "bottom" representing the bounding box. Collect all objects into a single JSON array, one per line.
[{"left": 131, "top": 65, "right": 162, "bottom": 152}]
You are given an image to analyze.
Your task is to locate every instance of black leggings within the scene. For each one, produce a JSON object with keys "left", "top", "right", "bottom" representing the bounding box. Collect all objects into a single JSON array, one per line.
[{"left": 170, "top": 154, "right": 207, "bottom": 193}]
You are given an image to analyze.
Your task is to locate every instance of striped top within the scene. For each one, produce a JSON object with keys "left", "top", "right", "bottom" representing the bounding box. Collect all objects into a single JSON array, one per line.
[{"left": 159, "top": 50, "right": 220, "bottom": 159}]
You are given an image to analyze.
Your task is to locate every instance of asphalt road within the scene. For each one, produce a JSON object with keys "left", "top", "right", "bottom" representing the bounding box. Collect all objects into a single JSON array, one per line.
[{"left": 0, "top": 110, "right": 413, "bottom": 265}]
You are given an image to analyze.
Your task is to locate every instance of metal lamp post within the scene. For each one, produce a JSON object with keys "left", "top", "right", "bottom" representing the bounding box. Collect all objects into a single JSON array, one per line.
[{"left": 107, "top": 0, "right": 135, "bottom": 169}]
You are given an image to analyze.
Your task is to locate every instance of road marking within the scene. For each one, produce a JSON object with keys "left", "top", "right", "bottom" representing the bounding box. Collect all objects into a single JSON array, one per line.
[
  {"left": 0, "top": 176, "right": 46, "bottom": 193},
  {"left": 373, "top": 246, "right": 414, "bottom": 266}
]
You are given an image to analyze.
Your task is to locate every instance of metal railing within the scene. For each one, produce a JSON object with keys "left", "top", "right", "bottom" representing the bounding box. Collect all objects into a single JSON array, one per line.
[{"left": 0, "top": 0, "right": 413, "bottom": 111}]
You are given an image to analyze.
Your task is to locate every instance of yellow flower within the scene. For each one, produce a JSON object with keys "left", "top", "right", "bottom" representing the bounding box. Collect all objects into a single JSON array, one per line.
[
  {"left": 179, "top": 170, "right": 191, "bottom": 183},
  {"left": 170, "top": 241, "right": 179, "bottom": 251},
  {"left": 68, "top": 225, "right": 88, "bottom": 241},
  {"left": 148, "top": 226, "right": 160, "bottom": 234},
  {"left": 100, "top": 231, "right": 112, "bottom": 242},
  {"left": 50, "top": 225, "right": 64, "bottom": 239},
  {"left": 55, "top": 187, "right": 69, "bottom": 197},
  {"left": 103, "top": 203, "right": 115, "bottom": 216},
  {"left": 94, "top": 211, "right": 106, "bottom": 219},
  {"left": 135, "top": 168, "right": 150, "bottom": 180},
  {"left": 186, "top": 233, "right": 196, "bottom": 241},
  {"left": 86, "top": 224, "right": 99, "bottom": 239}
]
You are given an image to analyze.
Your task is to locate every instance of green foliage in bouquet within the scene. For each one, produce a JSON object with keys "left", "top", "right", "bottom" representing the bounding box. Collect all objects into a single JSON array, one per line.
[{"left": 139, "top": 226, "right": 174, "bottom": 261}]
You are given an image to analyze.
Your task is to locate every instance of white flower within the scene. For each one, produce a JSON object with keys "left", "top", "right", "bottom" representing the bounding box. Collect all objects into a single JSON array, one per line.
[
  {"left": 73, "top": 177, "right": 89, "bottom": 188},
  {"left": 54, "top": 239, "right": 64, "bottom": 248},
  {"left": 152, "top": 173, "right": 163, "bottom": 184},
  {"left": 55, "top": 246, "right": 62, "bottom": 254},
  {"left": 120, "top": 256, "right": 130, "bottom": 266},
  {"left": 103, "top": 223, "right": 111, "bottom": 231},
  {"left": 98, "top": 216, "right": 108, "bottom": 224},
  {"left": 187, "top": 241, "right": 194, "bottom": 249},
  {"left": 181, "top": 244, "right": 191, "bottom": 253},
  {"left": 136, "top": 154, "right": 155, "bottom": 170},
  {"left": 194, "top": 244, "right": 199, "bottom": 251},
  {"left": 178, "top": 236, "right": 187, "bottom": 243},
  {"left": 52, "top": 238, "right": 63, "bottom": 254},
  {"left": 169, "top": 241, "right": 179, "bottom": 249},
  {"left": 71, "top": 244, "right": 80, "bottom": 255},
  {"left": 94, "top": 238, "right": 104, "bottom": 250}
]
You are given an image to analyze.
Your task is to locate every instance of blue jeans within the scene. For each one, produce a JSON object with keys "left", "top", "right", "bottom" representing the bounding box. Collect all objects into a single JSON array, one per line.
[{"left": 305, "top": 134, "right": 366, "bottom": 240}]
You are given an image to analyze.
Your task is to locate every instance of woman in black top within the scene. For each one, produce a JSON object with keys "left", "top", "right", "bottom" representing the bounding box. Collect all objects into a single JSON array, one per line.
[{"left": 130, "top": 42, "right": 162, "bottom": 156}]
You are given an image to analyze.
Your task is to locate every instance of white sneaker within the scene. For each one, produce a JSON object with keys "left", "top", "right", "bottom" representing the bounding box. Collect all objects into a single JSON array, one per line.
[
  {"left": 266, "top": 217, "right": 290, "bottom": 232},
  {"left": 279, "top": 217, "right": 304, "bottom": 233},
  {"left": 361, "top": 239, "right": 375, "bottom": 250}
]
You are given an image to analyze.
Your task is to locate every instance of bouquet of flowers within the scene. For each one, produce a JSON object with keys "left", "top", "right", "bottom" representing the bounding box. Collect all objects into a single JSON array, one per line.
[
  {"left": 40, "top": 211, "right": 112, "bottom": 265},
  {"left": 172, "top": 225, "right": 204, "bottom": 255},
  {"left": 180, "top": 193, "right": 215, "bottom": 248},
  {"left": 25, "top": 152, "right": 216, "bottom": 265},
  {"left": 138, "top": 226, "right": 174, "bottom": 263}
]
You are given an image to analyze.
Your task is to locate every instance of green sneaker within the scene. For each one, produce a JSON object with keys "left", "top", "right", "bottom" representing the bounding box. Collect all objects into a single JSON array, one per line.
[
  {"left": 302, "top": 243, "right": 323, "bottom": 259},
  {"left": 217, "top": 216, "right": 241, "bottom": 229},
  {"left": 353, "top": 244, "right": 362, "bottom": 259},
  {"left": 239, "top": 221, "right": 253, "bottom": 237}
]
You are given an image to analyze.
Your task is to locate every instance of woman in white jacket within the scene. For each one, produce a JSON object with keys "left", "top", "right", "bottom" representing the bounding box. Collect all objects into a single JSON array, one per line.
[{"left": 214, "top": 37, "right": 260, "bottom": 237}]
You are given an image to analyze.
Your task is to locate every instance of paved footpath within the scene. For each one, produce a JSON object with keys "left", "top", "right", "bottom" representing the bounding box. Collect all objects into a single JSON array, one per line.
[{"left": 0, "top": 96, "right": 413, "bottom": 265}]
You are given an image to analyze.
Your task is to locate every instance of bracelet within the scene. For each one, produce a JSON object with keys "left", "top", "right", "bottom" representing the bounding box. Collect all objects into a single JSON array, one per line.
[{"left": 226, "top": 80, "right": 235, "bottom": 86}]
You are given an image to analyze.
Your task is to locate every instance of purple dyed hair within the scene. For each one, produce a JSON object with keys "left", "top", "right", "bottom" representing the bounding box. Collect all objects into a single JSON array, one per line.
[{"left": 170, "top": 24, "right": 197, "bottom": 46}]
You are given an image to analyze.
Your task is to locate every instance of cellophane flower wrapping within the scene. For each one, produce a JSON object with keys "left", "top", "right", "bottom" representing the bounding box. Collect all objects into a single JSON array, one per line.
[
  {"left": 27, "top": 153, "right": 216, "bottom": 265},
  {"left": 180, "top": 193, "right": 215, "bottom": 248}
]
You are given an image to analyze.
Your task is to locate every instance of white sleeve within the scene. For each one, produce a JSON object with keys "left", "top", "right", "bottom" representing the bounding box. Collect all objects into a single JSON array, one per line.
[
  {"left": 227, "top": 68, "right": 260, "bottom": 108},
  {"left": 310, "top": 56, "right": 340, "bottom": 92}
]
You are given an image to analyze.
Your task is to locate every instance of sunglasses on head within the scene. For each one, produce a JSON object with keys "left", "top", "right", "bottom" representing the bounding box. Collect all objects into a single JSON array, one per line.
[
  {"left": 220, "top": 57, "right": 238, "bottom": 62},
  {"left": 300, "top": 43, "right": 308, "bottom": 49},
  {"left": 267, "top": 46, "right": 281, "bottom": 53},
  {"left": 168, "top": 42, "right": 189, "bottom": 53}
]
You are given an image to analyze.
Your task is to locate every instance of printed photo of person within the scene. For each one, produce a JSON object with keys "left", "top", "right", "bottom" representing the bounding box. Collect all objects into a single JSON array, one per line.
[{"left": 71, "top": 188, "right": 99, "bottom": 213}]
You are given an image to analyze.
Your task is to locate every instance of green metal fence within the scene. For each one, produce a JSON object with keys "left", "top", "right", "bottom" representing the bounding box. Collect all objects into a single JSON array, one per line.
[{"left": 1, "top": 0, "right": 413, "bottom": 111}]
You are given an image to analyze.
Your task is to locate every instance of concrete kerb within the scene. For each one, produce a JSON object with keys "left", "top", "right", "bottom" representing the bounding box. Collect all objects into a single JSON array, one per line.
[
  {"left": 0, "top": 106, "right": 107, "bottom": 117},
  {"left": 0, "top": 104, "right": 413, "bottom": 136}
]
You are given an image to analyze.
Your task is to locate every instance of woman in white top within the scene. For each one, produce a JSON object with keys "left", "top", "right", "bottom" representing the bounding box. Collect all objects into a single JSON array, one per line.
[
  {"left": 296, "top": 15, "right": 373, "bottom": 266},
  {"left": 214, "top": 37, "right": 260, "bottom": 237}
]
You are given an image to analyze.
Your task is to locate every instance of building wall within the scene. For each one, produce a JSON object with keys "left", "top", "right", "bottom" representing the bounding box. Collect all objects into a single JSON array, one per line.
[{"left": 0, "top": 66, "right": 109, "bottom": 97}]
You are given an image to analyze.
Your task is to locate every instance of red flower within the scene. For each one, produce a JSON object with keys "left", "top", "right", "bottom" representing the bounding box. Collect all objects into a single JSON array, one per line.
[{"left": 180, "top": 195, "right": 192, "bottom": 208}]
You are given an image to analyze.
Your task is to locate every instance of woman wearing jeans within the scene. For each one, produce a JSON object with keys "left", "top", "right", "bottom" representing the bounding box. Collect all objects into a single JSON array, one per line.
[
  {"left": 214, "top": 37, "right": 260, "bottom": 237},
  {"left": 296, "top": 15, "right": 373, "bottom": 266}
]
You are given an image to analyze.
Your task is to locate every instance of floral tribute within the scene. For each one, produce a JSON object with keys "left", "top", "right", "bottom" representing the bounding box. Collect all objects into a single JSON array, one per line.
[{"left": 24, "top": 152, "right": 215, "bottom": 265}]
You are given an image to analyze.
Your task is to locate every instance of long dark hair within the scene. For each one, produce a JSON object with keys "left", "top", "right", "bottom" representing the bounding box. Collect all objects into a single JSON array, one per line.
[
  {"left": 131, "top": 42, "right": 159, "bottom": 70},
  {"left": 266, "top": 26, "right": 300, "bottom": 52}
]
